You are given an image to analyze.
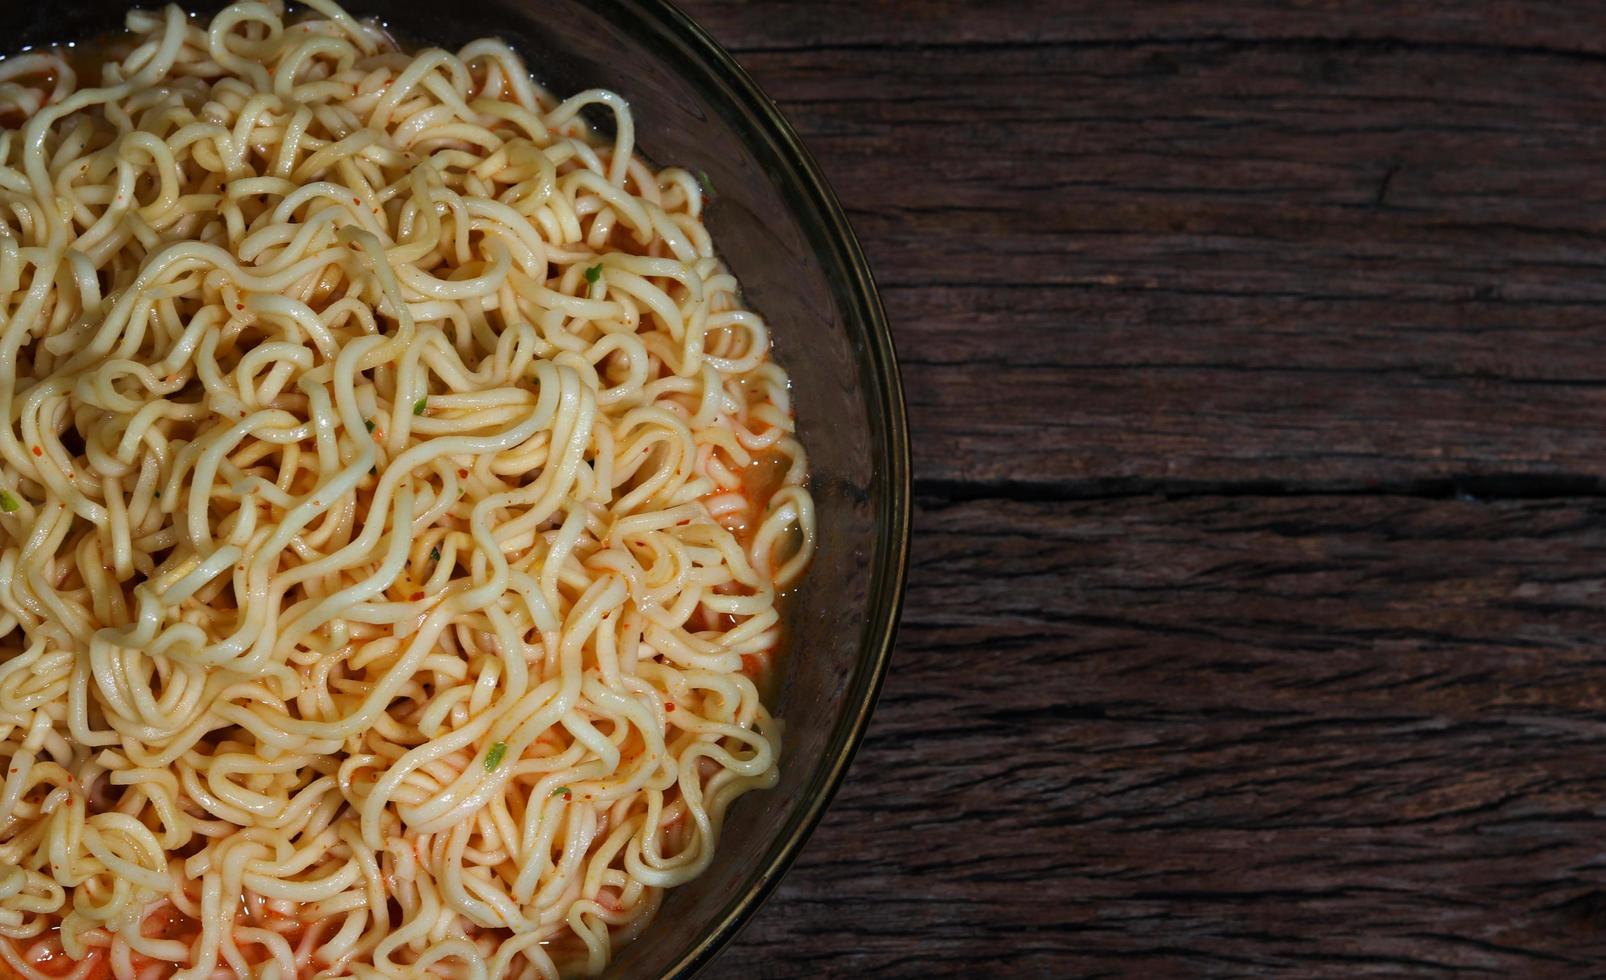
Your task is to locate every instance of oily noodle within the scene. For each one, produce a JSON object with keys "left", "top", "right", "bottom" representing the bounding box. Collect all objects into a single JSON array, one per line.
[{"left": 0, "top": 1, "right": 816, "bottom": 977}]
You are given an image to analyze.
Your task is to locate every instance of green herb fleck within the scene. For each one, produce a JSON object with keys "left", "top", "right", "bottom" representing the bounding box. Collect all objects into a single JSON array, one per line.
[
  {"left": 0, "top": 491, "right": 17, "bottom": 513},
  {"left": 484, "top": 741, "right": 507, "bottom": 772},
  {"left": 413, "top": 397, "right": 427, "bottom": 416},
  {"left": 363, "top": 418, "right": 375, "bottom": 433},
  {"left": 697, "top": 169, "right": 716, "bottom": 199},
  {"left": 552, "top": 785, "right": 571, "bottom": 797},
  {"left": 584, "top": 264, "right": 602, "bottom": 285},
  {"left": 430, "top": 545, "right": 441, "bottom": 562}
]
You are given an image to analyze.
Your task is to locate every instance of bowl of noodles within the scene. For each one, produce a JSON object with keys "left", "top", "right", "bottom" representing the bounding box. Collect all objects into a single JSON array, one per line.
[{"left": 0, "top": 1, "right": 908, "bottom": 977}]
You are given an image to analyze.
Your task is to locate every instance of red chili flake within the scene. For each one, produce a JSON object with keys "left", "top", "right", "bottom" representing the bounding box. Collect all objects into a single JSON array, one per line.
[
  {"left": 31, "top": 446, "right": 42, "bottom": 457},
  {"left": 410, "top": 592, "right": 424, "bottom": 601},
  {"left": 664, "top": 702, "right": 675, "bottom": 712},
  {"left": 235, "top": 303, "right": 244, "bottom": 311},
  {"left": 458, "top": 469, "right": 469, "bottom": 479}
]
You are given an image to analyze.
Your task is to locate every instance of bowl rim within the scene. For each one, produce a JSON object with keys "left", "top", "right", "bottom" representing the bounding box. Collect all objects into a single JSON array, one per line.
[{"left": 612, "top": 1, "right": 912, "bottom": 976}]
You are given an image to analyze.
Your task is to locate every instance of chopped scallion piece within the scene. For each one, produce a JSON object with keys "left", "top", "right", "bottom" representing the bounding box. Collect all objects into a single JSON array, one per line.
[
  {"left": 584, "top": 264, "right": 602, "bottom": 284},
  {"left": 430, "top": 545, "right": 441, "bottom": 562},
  {"left": 484, "top": 741, "right": 508, "bottom": 771},
  {"left": 0, "top": 491, "right": 17, "bottom": 513},
  {"left": 363, "top": 418, "right": 375, "bottom": 433},
  {"left": 413, "top": 397, "right": 427, "bottom": 416}
]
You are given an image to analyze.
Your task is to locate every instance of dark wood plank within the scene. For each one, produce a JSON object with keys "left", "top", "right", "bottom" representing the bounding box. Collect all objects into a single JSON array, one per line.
[
  {"left": 679, "top": 1, "right": 1606, "bottom": 490},
  {"left": 707, "top": 494, "right": 1606, "bottom": 978},
  {"left": 685, "top": 1, "right": 1606, "bottom": 51},
  {"left": 668, "top": 3, "right": 1606, "bottom": 977}
]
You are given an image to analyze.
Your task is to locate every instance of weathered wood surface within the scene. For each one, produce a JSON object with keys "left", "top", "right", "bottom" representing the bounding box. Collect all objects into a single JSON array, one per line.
[
  {"left": 710, "top": 496, "right": 1606, "bottom": 977},
  {"left": 676, "top": 1, "right": 1606, "bottom": 977},
  {"left": 687, "top": 1, "right": 1606, "bottom": 491}
]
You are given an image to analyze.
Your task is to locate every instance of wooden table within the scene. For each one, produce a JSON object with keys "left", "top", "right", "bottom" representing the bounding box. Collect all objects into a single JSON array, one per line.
[{"left": 680, "top": 2, "right": 1606, "bottom": 976}]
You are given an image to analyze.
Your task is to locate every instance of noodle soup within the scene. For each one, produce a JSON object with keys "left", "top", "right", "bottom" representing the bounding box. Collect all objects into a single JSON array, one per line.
[{"left": 0, "top": 2, "right": 814, "bottom": 976}]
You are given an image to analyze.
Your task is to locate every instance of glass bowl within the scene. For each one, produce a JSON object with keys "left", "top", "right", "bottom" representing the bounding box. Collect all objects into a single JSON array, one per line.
[{"left": 17, "top": 0, "right": 912, "bottom": 976}]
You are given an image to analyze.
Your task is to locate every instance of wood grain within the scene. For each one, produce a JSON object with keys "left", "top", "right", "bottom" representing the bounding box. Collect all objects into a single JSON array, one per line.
[
  {"left": 687, "top": 2, "right": 1606, "bottom": 490},
  {"left": 670, "top": 1, "right": 1606, "bottom": 977},
  {"left": 684, "top": 1, "right": 1606, "bottom": 51},
  {"left": 711, "top": 496, "right": 1606, "bottom": 977}
]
